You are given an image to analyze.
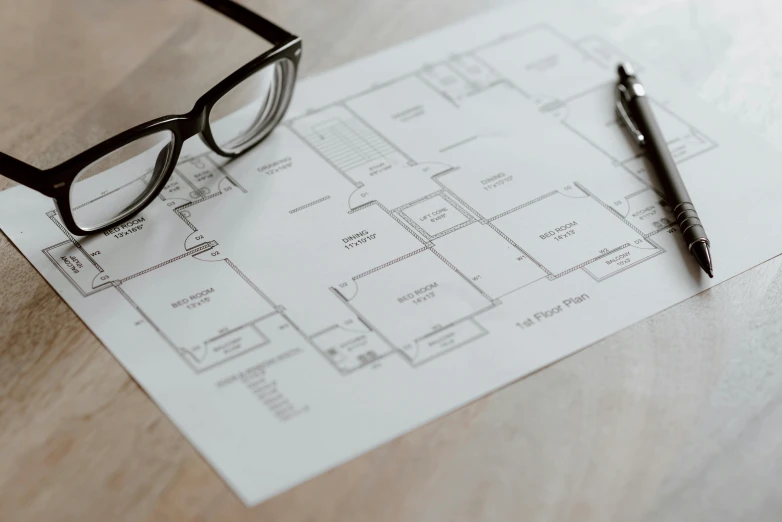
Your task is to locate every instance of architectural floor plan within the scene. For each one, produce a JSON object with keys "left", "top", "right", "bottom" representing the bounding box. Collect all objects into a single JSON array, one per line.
[{"left": 2, "top": 3, "right": 782, "bottom": 505}]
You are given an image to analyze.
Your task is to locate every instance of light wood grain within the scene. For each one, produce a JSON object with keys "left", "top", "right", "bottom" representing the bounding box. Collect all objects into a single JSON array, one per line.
[{"left": 1, "top": 1, "right": 782, "bottom": 521}]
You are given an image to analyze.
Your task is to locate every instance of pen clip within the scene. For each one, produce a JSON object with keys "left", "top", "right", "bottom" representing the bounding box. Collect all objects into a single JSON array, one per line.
[{"left": 616, "top": 84, "right": 645, "bottom": 148}]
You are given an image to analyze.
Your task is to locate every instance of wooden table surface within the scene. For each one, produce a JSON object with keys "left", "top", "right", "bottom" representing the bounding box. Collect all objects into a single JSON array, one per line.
[{"left": 2, "top": 1, "right": 782, "bottom": 521}]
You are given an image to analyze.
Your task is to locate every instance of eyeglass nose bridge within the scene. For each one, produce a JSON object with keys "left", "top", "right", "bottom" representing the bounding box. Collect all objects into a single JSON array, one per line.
[
  {"left": 167, "top": 108, "right": 209, "bottom": 142},
  {"left": 165, "top": 105, "right": 223, "bottom": 158},
  {"left": 153, "top": 108, "right": 219, "bottom": 160}
]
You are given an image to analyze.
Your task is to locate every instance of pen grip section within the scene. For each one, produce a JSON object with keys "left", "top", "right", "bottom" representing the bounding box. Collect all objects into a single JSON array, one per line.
[{"left": 674, "top": 202, "right": 709, "bottom": 248}]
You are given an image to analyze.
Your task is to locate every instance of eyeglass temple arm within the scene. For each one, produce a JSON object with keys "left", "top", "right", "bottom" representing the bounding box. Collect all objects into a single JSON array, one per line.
[
  {"left": 196, "top": 0, "right": 295, "bottom": 46},
  {"left": 0, "top": 152, "right": 46, "bottom": 189}
]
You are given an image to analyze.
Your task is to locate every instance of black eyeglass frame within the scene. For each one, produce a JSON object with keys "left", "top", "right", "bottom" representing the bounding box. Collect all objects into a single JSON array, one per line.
[{"left": 0, "top": 0, "right": 301, "bottom": 236}]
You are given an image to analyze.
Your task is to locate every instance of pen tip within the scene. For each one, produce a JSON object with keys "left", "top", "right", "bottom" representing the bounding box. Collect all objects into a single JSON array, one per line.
[{"left": 690, "top": 241, "right": 714, "bottom": 280}]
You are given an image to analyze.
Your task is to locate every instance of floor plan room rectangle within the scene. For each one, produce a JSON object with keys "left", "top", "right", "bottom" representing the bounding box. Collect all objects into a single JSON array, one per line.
[
  {"left": 401, "top": 194, "right": 471, "bottom": 237},
  {"left": 339, "top": 249, "right": 491, "bottom": 359},
  {"left": 492, "top": 189, "right": 643, "bottom": 276},
  {"left": 119, "top": 256, "right": 275, "bottom": 370}
]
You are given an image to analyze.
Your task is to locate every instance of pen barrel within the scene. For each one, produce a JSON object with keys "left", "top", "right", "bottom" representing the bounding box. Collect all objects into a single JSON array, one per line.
[{"left": 630, "top": 96, "right": 710, "bottom": 248}]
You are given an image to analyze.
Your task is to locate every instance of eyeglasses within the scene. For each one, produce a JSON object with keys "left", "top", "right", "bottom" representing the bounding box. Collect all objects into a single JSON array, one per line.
[{"left": 0, "top": 0, "right": 301, "bottom": 236}]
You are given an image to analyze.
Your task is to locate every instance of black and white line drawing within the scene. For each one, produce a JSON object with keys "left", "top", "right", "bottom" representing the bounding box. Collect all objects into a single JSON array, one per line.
[{"left": 40, "top": 22, "right": 717, "bottom": 376}]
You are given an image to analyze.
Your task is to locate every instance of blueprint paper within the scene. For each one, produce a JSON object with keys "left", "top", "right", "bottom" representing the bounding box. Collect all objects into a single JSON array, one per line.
[{"left": 2, "top": 3, "right": 782, "bottom": 506}]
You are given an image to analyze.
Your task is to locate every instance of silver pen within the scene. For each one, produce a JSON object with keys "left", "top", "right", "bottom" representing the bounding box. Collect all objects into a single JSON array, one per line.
[{"left": 616, "top": 62, "right": 713, "bottom": 278}]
